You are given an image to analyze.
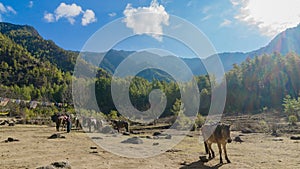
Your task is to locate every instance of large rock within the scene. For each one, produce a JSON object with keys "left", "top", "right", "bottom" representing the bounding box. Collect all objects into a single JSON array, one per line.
[
  {"left": 100, "top": 126, "right": 115, "bottom": 134},
  {"left": 48, "top": 134, "right": 65, "bottom": 139},
  {"left": 4, "top": 137, "right": 19, "bottom": 142},
  {"left": 36, "top": 161, "right": 71, "bottom": 169},
  {"left": 241, "top": 128, "right": 254, "bottom": 134},
  {"left": 233, "top": 136, "right": 244, "bottom": 143},
  {"left": 290, "top": 135, "right": 300, "bottom": 140},
  {"left": 121, "top": 137, "right": 143, "bottom": 144},
  {"left": 153, "top": 132, "right": 162, "bottom": 136}
]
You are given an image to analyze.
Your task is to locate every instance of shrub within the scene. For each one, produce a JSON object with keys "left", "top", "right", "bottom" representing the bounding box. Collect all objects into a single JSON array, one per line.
[
  {"left": 195, "top": 114, "right": 205, "bottom": 128},
  {"left": 173, "top": 114, "right": 193, "bottom": 130},
  {"left": 288, "top": 115, "right": 298, "bottom": 125},
  {"left": 259, "top": 120, "right": 269, "bottom": 133},
  {"left": 108, "top": 110, "right": 118, "bottom": 120}
]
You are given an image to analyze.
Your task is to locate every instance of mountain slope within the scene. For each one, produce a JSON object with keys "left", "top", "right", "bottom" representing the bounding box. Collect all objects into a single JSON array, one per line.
[
  {"left": 201, "top": 24, "right": 300, "bottom": 72},
  {"left": 250, "top": 24, "right": 300, "bottom": 57},
  {"left": 82, "top": 24, "right": 300, "bottom": 76},
  {"left": 0, "top": 22, "right": 77, "bottom": 72}
]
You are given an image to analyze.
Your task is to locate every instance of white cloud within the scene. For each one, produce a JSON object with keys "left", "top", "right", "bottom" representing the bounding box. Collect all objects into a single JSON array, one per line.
[
  {"left": 82, "top": 9, "right": 97, "bottom": 26},
  {"left": 161, "top": 0, "right": 173, "bottom": 5},
  {"left": 233, "top": 0, "right": 300, "bottom": 37},
  {"left": 220, "top": 19, "right": 232, "bottom": 27},
  {"left": 28, "top": 1, "right": 33, "bottom": 8},
  {"left": 44, "top": 3, "right": 97, "bottom": 26},
  {"left": 6, "top": 6, "right": 16, "bottom": 14},
  {"left": 202, "top": 6, "right": 211, "bottom": 14},
  {"left": 108, "top": 12, "right": 116, "bottom": 17},
  {"left": 230, "top": 0, "right": 240, "bottom": 6},
  {"left": 0, "top": 3, "right": 17, "bottom": 21},
  {"left": 55, "top": 3, "right": 82, "bottom": 24},
  {"left": 123, "top": 0, "right": 169, "bottom": 41},
  {"left": 187, "top": 1, "right": 193, "bottom": 7},
  {"left": 201, "top": 15, "right": 212, "bottom": 22},
  {"left": 44, "top": 12, "right": 54, "bottom": 22},
  {"left": 0, "top": 3, "right": 7, "bottom": 13}
]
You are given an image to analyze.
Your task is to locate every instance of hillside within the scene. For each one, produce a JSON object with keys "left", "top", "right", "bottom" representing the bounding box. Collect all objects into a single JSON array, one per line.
[
  {"left": 0, "top": 22, "right": 98, "bottom": 102},
  {"left": 250, "top": 24, "right": 300, "bottom": 56},
  {"left": 0, "top": 23, "right": 74, "bottom": 102},
  {"left": 221, "top": 24, "right": 300, "bottom": 69},
  {"left": 0, "top": 22, "right": 77, "bottom": 72}
]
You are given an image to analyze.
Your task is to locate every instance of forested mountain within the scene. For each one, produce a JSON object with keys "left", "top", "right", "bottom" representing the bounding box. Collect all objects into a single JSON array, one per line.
[
  {"left": 81, "top": 25, "right": 300, "bottom": 75},
  {"left": 0, "top": 23, "right": 73, "bottom": 102},
  {"left": 225, "top": 53, "right": 300, "bottom": 114},
  {"left": 0, "top": 22, "right": 96, "bottom": 103},
  {"left": 1, "top": 22, "right": 300, "bottom": 117},
  {"left": 250, "top": 24, "right": 300, "bottom": 57},
  {"left": 0, "top": 22, "right": 77, "bottom": 72},
  {"left": 220, "top": 24, "right": 300, "bottom": 70}
]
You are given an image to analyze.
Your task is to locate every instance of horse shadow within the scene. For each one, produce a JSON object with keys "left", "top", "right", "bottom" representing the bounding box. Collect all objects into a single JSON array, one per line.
[{"left": 180, "top": 160, "right": 224, "bottom": 169}]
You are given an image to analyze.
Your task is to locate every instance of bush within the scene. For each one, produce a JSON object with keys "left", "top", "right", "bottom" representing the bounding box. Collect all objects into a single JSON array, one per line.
[
  {"left": 288, "top": 115, "right": 298, "bottom": 125},
  {"left": 195, "top": 114, "right": 205, "bottom": 128},
  {"left": 259, "top": 120, "right": 269, "bottom": 133},
  {"left": 173, "top": 114, "right": 193, "bottom": 130},
  {"left": 108, "top": 110, "right": 118, "bottom": 120}
]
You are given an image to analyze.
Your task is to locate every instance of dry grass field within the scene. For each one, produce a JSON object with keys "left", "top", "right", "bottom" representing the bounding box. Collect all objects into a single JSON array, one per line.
[{"left": 0, "top": 124, "right": 299, "bottom": 169}]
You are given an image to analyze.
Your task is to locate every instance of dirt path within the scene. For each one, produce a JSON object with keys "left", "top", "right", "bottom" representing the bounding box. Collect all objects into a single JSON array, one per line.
[{"left": 0, "top": 125, "right": 299, "bottom": 169}]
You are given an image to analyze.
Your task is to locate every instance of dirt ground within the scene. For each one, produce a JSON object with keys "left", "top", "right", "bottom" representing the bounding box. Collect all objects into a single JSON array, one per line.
[{"left": 0, "top": 125, "right": 299, "bottom": 169}]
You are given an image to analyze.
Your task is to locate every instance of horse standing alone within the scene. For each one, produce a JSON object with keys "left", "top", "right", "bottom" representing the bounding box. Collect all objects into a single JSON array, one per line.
[
  {"left": 201, "top": 123, "right": 232, "bottom": 164},
  {"left": 51, "top": 113, "right": 68, "bottom": 132},
  {"left": 111, "top": 120, "right": 129, "bottom": 133}
]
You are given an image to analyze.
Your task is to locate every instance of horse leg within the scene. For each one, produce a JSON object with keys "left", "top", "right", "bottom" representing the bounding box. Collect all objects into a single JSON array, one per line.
[
  {"left": 126, "top": 124, "right": 129, "bottom": 132},
  {"left": 223, "top": 143, "right": 231, "bottom": 163},
  {"left": 208, "top": 143, "right": 214, "bottom": 159},
  {"left": 217, "top": 143, "right": 223, "bottom": 164},
  {"left": 88, "top": 123, "right": 91, "bottom": 133},
  {"left": 56, "top": 121, "right": 59, "bottom": 131},
  {"left": 61, "top": 121, "right": 65, "bottom": 131}
]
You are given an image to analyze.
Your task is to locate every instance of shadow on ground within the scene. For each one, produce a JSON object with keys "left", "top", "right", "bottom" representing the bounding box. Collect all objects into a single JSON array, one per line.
[{"left": 180, "top": 160, "right": 225, "bottom": 169}]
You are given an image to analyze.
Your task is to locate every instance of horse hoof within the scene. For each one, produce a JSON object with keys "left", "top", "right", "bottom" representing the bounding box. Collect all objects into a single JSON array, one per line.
[{"left": 227, "top": 160, "right": 231, "bottom": 163}]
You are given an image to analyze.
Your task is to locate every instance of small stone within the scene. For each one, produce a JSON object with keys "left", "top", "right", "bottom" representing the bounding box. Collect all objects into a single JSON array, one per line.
[
  {"left": 180, "top": 161, "right": 187, "bottom": 165},
  {"left": 165, "top": 134, "right": 172, "bottom": 139},
  {"left": 153, "top": 142, "right": 159, "bottom": 146},
  {"left": 123, "top": 132, "right": 130, "bottom": 136},
  {"left": 272, "top": 138, "right": 283, "bottom": 141},
  {"left": 153, "top": 132, "right": 161, "bottom": 136}
]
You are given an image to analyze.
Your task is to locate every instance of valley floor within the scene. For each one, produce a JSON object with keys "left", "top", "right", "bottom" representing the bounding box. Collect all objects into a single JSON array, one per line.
[{"left": 0, "top": 125, "right": 299, "bottom": 169}]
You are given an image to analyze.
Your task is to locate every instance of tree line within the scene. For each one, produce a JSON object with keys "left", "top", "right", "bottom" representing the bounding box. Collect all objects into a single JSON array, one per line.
[{"left": 1, "top": 25, "right": 300, "bottom": 122}]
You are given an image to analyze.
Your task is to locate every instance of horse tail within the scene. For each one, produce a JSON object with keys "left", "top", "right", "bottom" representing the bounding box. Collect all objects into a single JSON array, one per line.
[
  {"left": 126, "top": 122, "right": 129, "bottom": 132},
  {"left": 204, "top": 141, "right": 209, "bottom": 154}
]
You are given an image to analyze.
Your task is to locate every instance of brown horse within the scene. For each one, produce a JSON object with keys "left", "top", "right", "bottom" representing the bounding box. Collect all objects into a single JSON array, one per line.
[
  {"left": 201, "top": 123, "right": 232, "bottom": 164},
  {"left": 111, "top": 120, "right": 129, "bottom": 132},
  {"left": 58, "top": 115, "right": 68, "bottom": 131},
  {"left": 51, "top": 113, "right": 68, "bottom": 131}
]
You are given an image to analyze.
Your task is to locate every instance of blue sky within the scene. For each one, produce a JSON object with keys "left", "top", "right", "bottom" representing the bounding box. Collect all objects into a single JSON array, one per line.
[{"left": 0, "top": 0, "right": 299, "bottom": 57}]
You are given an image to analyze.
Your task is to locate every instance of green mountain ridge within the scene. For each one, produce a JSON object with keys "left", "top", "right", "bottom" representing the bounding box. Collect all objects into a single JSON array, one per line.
[
  {"left": 0, "top": 23, "right": 73, "bottom": 102},
  {"left": 1, "top": 22, "right": 300, "bottom": 117},
  {"left": 0, "top": 22, "right": 77, "bottom": 72}
]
